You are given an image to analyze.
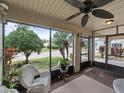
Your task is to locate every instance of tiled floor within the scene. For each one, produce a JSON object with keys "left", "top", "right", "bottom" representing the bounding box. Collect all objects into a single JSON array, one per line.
[
  {"left": 20, "top": 67, "right": 124, "bottom": 93},
  {"left": 51, "top": 67, "right": 124, "bottom": 91}
]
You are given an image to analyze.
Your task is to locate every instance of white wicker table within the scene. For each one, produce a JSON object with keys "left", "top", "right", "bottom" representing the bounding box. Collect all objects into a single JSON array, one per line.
[{"left": 113, "top": 79, "right": 124, "bottom": 93}]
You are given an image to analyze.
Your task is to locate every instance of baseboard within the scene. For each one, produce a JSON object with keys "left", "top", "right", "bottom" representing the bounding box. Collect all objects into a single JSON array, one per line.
[
  {"left": 51, "top": 61, "right": 91, "bottom": 82},
  {"left": 93, "top": 61, "right": 106, "bottom": 69},
  {"left": 80, "top": 61, "right": 91, "bottom": 70},
  {"left": 93, "top": 61, "right": 124, "bottom": 76}
]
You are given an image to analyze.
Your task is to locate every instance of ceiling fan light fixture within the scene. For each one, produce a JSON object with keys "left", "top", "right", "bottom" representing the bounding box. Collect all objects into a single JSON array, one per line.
[{"left": 105, "top": 19, "right": 114, "bottom": 25}]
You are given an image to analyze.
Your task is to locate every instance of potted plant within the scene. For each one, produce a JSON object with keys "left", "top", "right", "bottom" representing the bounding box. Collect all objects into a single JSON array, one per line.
[
  {"left": 2, "top": 65, "right": 21, "bottom": 89},
  {"left": 2, "top": 47, "right": 21, "bottom": 89},
  {"left": 59, "top": 40, "right": 70, "bottom": 70},
  {"left": 59, "top": 58, "right": 69, "bottom": 70}
]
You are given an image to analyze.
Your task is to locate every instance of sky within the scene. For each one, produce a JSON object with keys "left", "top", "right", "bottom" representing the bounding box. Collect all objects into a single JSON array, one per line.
[{"left": 5, "top": 21, "right": 55, "bottom": 40}]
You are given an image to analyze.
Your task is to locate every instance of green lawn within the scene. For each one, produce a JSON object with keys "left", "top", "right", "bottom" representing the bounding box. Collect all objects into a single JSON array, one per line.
[
  {"left": 12, "top": 57, "right": 62, "bottom": 71},
  {"left": 30, "top": 57, "right": 62, "bottom": 70}
]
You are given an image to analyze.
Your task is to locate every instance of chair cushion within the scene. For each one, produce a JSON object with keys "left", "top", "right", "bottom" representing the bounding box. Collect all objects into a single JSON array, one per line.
[{"left": 33, "top": 76, "right": 49, "bottom": 86}]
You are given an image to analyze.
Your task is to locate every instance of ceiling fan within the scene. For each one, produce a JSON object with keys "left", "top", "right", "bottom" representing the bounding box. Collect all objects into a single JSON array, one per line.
[{"left": 64, "top": 0, "right": 114, "bottom": 27}]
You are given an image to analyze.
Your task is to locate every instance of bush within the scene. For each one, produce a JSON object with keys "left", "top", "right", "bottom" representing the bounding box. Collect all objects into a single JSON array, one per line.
[{"left": 47, "top": 44, "right": 59, "bottom": 49}]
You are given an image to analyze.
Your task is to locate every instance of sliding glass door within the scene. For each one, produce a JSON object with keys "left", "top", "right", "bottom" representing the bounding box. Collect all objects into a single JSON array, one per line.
[
  {"left": 94, "top": 37, "right": 106, "bottom": 63},
  {"left": 81, "top": 36, "right": 89, "bottom": 62}
]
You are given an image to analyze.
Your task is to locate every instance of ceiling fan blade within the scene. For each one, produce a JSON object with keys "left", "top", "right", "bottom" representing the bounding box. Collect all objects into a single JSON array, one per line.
[
  {"left": 81, "top": 14, "right": 89, "bottom": 27},
  {"left": 92, "top": 9, "right": 114, "bottom": 19},
  {"left": 93, "top": 0, "right": 114, "bottom": 7},
  {"left": 64, "top": 0, "right": 83, "bottom": 8},
  {"left": 65, "top": 12, "right": 81, "bottom": 20}
]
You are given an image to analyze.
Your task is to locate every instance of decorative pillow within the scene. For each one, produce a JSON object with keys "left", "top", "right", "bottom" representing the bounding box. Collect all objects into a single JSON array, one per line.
[{"left": 34, "top": 74, "right": 40, "bottom": 80}]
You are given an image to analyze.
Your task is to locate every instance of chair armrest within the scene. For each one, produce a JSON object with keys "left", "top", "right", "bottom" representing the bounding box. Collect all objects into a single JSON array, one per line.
[
  {"left": 28, "top": 83, "right": 45, "bottom": 89},
  {"left": 39, "top": 71, "right": 51, "bottom": 90},
  {"left": 39, "top": 71, "right": 50, "bottom": 77}
]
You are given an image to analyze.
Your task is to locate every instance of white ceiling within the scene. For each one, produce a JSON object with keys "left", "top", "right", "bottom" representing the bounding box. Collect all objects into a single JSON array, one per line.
[{"left": 5, "top": 0, "right": 124, "bottom": 31}]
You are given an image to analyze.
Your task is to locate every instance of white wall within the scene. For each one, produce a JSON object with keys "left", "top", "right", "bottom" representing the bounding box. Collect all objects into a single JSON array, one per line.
[{"left": 0, "top": 14, "right": 3, "bottom": 85}]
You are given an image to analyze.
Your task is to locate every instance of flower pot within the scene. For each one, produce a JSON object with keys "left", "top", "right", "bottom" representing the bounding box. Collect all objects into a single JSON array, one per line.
[{"left": 60, "top": 64, "right": 66, "bottom": 70}]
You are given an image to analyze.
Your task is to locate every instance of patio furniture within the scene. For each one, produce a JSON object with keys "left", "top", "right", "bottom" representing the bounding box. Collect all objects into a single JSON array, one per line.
[
  {"left": 59, "top": 68, "right": 68, "bottom": 81},
  {"left": 59, "top": 65, "right": 69, "bottom": 81},
  {"left": 20, "top": 64, "right": 50, "bottom": 93},
  {"left": 113, "top": 79, "right": 124, "bottom": 93},
  {"left": 0, "top": 86, "right": 19, "bottom": 93}
]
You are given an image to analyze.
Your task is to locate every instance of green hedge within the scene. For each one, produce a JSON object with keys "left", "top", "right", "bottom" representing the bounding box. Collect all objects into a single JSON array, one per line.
[{"left": 47, "top": 44, "right": 59, "bottom": 49}]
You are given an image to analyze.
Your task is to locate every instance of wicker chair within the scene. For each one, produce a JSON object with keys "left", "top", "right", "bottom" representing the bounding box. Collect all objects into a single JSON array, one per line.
[{"left": 20, "top": 64, "right": 50, "bottom": 93}]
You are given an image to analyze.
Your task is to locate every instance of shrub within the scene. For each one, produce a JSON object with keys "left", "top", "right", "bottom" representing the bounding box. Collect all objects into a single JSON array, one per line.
[{"left": 47, "top": 44, "right": 59, "bottom": 49}]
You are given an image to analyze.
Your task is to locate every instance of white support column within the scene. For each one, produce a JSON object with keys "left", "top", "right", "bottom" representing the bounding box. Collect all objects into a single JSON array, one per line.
[
  {"left": 74, "top": 33, "right": 81, "bottom": 73},
  {"left": 0, "top": 14, "right": 3, "bottom": 85},
  {"left": 89, "top": 37, "right": 92, "bottom": 61}
]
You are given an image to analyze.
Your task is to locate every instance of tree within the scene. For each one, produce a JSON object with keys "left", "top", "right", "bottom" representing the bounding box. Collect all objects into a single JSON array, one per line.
[
  {"left": 52, "top": 31, "right": 72, "bottom": 48},
  {"left": 5, "top": 25, "right": 43, "bottom": 64},
  {"left": 52, "top": 32, "right": 72, "bottom": 60},
  {"left": 81, "top": 39, "right": 88, "bottom": 49}
]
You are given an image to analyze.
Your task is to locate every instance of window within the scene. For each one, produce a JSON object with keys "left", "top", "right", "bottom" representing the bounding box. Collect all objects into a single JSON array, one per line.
[
  {"left": 51, "top": 30, "right": 74, "bottom": 71},
  {"left": 94, "top": 37, "right": 106, "bottom": 63},
  {"left": 4, "top": 21, "right": 50, "bottom": 72},
  {"left": 81, "top": 37, "right": 89, "bottom": 62},
  {"left": 4, "top": 21, "right": 74, "bottom": 73},
  {"left": 108, "top": 35, "right": 124, "bottom": 67}
]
